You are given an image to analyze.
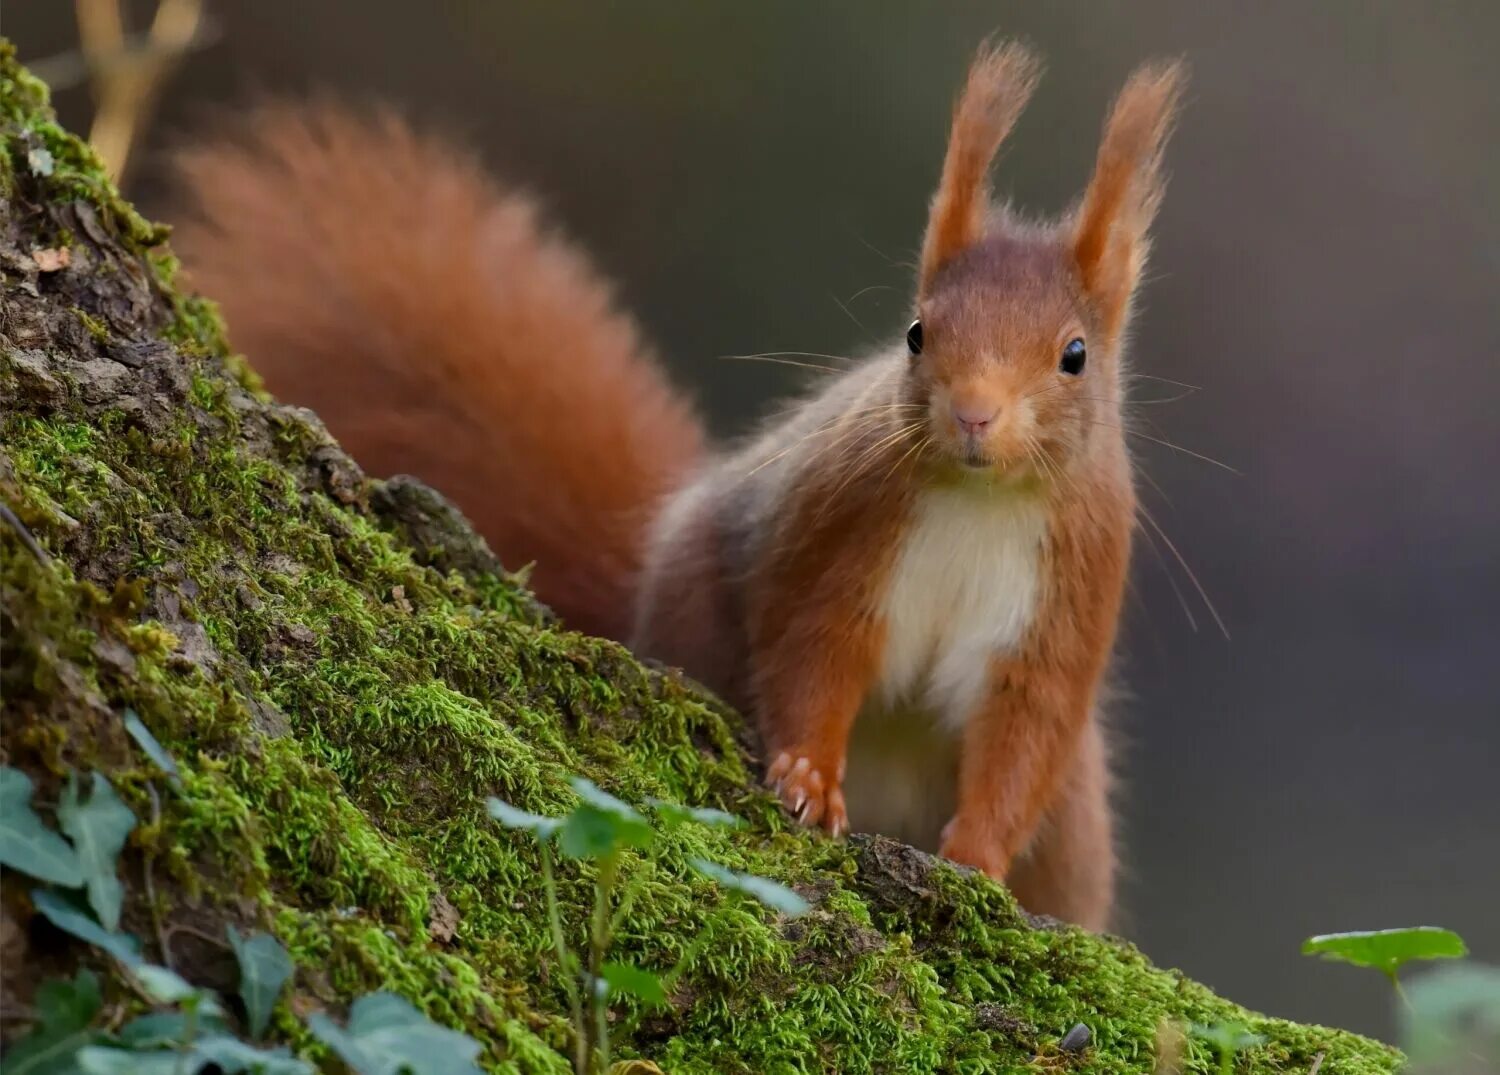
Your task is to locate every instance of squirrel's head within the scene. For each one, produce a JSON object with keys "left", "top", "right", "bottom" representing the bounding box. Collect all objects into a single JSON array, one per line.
[{"left": 905, "top": 41, "right": 1185, "bottom": 480}]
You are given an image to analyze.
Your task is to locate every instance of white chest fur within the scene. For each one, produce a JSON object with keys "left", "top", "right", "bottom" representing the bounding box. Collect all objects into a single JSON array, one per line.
[{"left": 874, "top": 482, "right": 1048, "bottom": 731}]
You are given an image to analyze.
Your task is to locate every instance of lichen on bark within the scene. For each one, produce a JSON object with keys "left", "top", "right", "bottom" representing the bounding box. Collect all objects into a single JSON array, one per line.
[{"left": 0, "top": 40, "right": 1400, "bottom": 1074}]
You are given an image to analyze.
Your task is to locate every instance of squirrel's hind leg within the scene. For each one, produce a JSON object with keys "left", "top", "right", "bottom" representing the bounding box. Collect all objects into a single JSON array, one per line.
[{"left": 1005, "top": 716, "right": 1116, "bottom": 932}]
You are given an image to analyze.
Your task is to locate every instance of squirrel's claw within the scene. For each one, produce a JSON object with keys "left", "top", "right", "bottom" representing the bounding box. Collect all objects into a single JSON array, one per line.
[{"left": 767, "top": 751, "right": 848, "bottom": 837}]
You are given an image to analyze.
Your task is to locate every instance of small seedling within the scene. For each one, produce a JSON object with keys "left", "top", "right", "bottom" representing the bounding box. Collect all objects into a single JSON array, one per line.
[
  {"left": 1302, "top": 927, "right": 1468, "bottom": 1004},
  {"left": 489, "top": 777, "right": 807, "bottom": 1074},
  {"left": 1190, "top": 1021, "right": 1266, "bottom": 1075}
]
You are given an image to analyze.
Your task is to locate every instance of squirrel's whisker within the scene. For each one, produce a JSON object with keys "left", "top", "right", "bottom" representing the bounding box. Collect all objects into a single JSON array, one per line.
[
  {"left": 1136, "top": 503, "right": 1229, "bottom": 639},
  {"left": 1133, "top": 521, "right": 1199, "bottom": 632},
  {"left": 1078, "top": 418, "right": 1239, "bottom": 475}
]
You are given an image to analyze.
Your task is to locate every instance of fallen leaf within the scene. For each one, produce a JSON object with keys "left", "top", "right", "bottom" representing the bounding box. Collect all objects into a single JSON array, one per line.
[{"left": 33, "top": 247, "right": 70, "bottom": 272}]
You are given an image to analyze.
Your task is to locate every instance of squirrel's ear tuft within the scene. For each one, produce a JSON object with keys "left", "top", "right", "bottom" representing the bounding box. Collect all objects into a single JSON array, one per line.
[
  {"left": 919, "top": 41, "right": 1042, "bottom": 298},
  {"left": 1072, "top": 61, "right": 1187, "bottom": 341}
]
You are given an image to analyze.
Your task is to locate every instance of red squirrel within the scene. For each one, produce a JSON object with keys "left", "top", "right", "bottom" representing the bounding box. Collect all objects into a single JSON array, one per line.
[{"left": 174, "top": 41, "right": 1185, "bottom": 930}]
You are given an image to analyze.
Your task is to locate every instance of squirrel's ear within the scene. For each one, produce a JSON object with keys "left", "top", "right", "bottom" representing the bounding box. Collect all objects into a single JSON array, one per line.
[
  {"left": 1071, "top": 61, "right": 1186, "bottom": 341},
  {"left": 918, "top": 41, "right": 1042, "bottom": 298}
]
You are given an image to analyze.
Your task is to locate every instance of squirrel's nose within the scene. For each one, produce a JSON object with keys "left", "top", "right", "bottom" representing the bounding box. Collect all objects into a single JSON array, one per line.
[{"left": 952, "top": 403, "right": 998, "bottom": 437}]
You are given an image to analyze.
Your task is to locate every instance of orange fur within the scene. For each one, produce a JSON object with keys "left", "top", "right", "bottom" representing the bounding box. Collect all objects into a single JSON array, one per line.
[
  {"left": 919, "top": 41, "right": 1042, "bottom": 296},
  {"left": 1006, "top": 718, "right": 1116, "bottom": 927},
  {"left": 173, "top": 42, "right": 1185, "bottom": 931},
  {"left": 938, "top": 470, "right": 1132, "bottom": 922},
  {"left": 1072, "top": 63, "right": 1186, "bottom": 342},
  {"left": 171, "top": 102, "right": 703, "bottom": 641}
]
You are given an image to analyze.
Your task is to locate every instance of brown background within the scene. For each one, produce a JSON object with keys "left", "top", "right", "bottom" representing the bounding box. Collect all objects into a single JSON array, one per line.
[{"left": 11, "top": 0, "right": 1498, "bottom": 1040}]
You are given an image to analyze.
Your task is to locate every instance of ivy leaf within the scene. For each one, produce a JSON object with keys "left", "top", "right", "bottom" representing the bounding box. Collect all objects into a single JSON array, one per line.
[
  {"left": 0, "top": 766, "right": 84, "bottom": 886},
  {"left": 1302, "top": 927, "right": 1469, "bottom": 981},
  {"left": 56, "top": 772, "right": 136, "bottom": 931},
  {"left": 485, "top": 798, "right": 561, "bottom": 840},
  {"left": 227, "top": 927, "right": 295, "bottom": 1039},
  {"left": 191, "top": 1034, "right": 313, "bottom": 1074},
  {"left": 30, "top": 888, "right": 142, "bottom": 966},
  {"left": 76, "top": 1048, "right": 184, "bottom": 1075},
  {"left": 306, "top": 993, "right": 484, "bottom": 1075},
  {"left": 687, "top": 858, "right": 810, "bottom": 917},
  {"left": 130, "top": 964, "right": 225, "bottom": 1016},
  {"left": 123, "top": 710, "right": 183, "bottom": 791},
  {"left": 117, "top": 1010, "right": 230, "bottom": 1048},
  {"left": 2, "top": 969, "right": 102, "bottom": 1075},
  {"left": 648, "top": 799, "right": 744, "bottom": 831},
  {"left": 599, "top": 963, "right": 666, "bottom": 1006}
]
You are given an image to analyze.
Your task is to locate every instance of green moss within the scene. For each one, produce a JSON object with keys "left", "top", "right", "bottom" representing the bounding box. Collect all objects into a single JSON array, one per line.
[
  {"left": 72, "top": 306, "right": 111, "bottom": 343},
  {"left": 0, "top": 39, "right": 1401, "bottom": 1075},
  {"left": 0, "top": 41, "right": 166, "bottom": 249}
]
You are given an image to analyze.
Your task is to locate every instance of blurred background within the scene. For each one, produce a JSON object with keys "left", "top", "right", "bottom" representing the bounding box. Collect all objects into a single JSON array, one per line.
[{"left": 10, "top": 0, "right": 1497, "bottom": 1042}]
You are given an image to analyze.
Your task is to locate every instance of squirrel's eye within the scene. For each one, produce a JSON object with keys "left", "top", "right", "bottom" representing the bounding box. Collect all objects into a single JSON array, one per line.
[
  {"left": 906, "top": 319, "right": 924, "bottom": 357},
  {"left": 1060, "top": 338, "right": 1086, "bottom": 376}
]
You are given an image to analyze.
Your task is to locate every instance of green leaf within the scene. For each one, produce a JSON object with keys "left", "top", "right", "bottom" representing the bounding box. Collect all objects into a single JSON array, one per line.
[
  {"left": 56, "top": 772, "right": 136, "bottom": 931},
  {"left": 227, "top": 927, "right": 295, "bottom": 1039},
  {"left": 556, "top": 779, "right": 653, "bottom": 859},
  {"left": 569, "top": 777, "right": 644, "bottom": 820},
  {"left": 1190, "top": 1021, "right": 1266, "bottom": 1054},
  {"left": 1302, "top": 927, "right": 1469, "bottom": 980},
  {"left": 306, "top": 992, "right": 484, "bottom": 1075},
  {"left": 191, "top": 1035, "right": 313, "bottom": 1074},
  {"left": 117, "top": 1010, "right": 230, "bottom": 1048},
  {"left": 36, "top": 970, "right": 103, "bottom": 1030},
  {"left": 687, "top": 858, "right": 810, "bottom": 917},
  {"left": 76, "top": 1048, "right": 184, "bottom": 1075},
  {"left": 0, "top": 766, "right": 84, "bottom": 886},
  {"left": 600, "top": 963, "right": 666, "bottom": 1006},
  {"left": 30, "top": 888, "right": 142, "bottom": 966},
  {"left": 485, "top": 798, "right": 561, "bottom": 840},
  {"left": 123, "top": 710, "right": 183, "bottom": 790},
  {"left": 129, "top": 963, "right": 224, "bottom": 1016},
  {"left": 2, "top": 969, "right": 102, "bottom": 1075},
  {"left": 557, "top": 806, "right": 648, "bottom": 859},
  {"left": 648, "top": 799, "right": 744, "bottom": 831}
]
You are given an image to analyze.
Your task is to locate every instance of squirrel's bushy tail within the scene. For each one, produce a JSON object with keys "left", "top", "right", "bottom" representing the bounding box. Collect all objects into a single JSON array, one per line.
[{"left": 171, "top": 102, "right": 704, "bottom": 640}]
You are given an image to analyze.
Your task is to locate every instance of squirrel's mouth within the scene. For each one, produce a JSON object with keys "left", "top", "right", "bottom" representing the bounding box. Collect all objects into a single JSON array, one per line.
[{"left": 950, "top": 449, "right": 1041, "bottom": 485}]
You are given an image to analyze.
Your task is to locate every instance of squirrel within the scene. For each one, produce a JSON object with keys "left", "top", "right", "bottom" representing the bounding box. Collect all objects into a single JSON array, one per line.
[{"left": 172, "top": 40, "right": 1185, "bottom": 931}]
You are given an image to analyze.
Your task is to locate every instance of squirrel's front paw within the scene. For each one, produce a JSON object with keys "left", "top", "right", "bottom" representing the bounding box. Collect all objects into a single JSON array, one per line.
[
  {"left": 939, "top": 818, "right": 1006, "bottom": 879},
  {"left": 766, "top": 752, "right": 848, "bottom": 837}
]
